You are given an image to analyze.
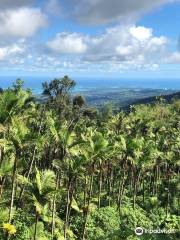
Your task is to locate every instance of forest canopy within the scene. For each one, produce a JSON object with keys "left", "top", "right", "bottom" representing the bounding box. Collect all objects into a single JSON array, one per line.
[{"left": 0, "top": 77, "right": 179, "bottom": 240}]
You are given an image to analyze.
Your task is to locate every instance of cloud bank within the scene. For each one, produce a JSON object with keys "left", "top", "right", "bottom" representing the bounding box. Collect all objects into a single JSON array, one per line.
[
  {"left": 65, "top": 0, "right": 176, "bottom": 24},
  {"left": 47, "top": 25, "right": 168, "bottom": 65},
  {"left": 0, "top": 0, "right": 179, "bottom": 75}
]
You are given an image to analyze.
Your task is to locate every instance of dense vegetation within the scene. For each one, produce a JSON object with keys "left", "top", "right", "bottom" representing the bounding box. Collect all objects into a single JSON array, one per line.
[{"left": 0, "top": 77, "right": 179, "bottom": 240}]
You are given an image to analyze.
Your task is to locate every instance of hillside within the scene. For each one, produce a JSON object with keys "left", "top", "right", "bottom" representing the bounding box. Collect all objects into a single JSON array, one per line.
[
  {"left": 0, "top": 78, "right": 179, "bottom": 240},
  {"left": 129, "top": 91, "right": 180, "bottom": 106}
]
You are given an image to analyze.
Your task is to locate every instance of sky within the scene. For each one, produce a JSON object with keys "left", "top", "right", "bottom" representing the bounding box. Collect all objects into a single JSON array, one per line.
[{"left": 0, "top": 0, "right": 180, "bottom": 78}]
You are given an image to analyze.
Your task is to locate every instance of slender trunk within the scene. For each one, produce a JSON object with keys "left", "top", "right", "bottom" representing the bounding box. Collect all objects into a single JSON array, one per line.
[
  {"left": 130, "top": 166, "right": 134, "bottom": 193},
  {"left": 143, "top": 175, "right": 145, "bottom": 205},
  {"left": 108, "top": 165, "right": 113, "bottom": 206},
  {"left": 51, "top": 173, "right": 60, "bottom": 239},
  {"left": 149, "top": 173, "right": 152, "bottom": 196},
  {"left": 82, "top": 172, "right": 94, "bottom": 240},
  {"left": 166, "top": 172, "right": 170, "bottom": 217},
  {"left": 119, "top": 188, "right": 125, "bottom": 213},
  {"left": 34, "top": 212, "right": 39, "bottom": 240},
  {"left": 117, "top": 177, "right": 121, "bottom": 205},
  {"left": 0, "top": 141, "right": 4, "bottom": 166},
  {"left": 98, "top": 167, "right": 102, "bottom": 209},
  {"left": 133, "top": 169, "right": 141, "bottom": 209},
  {"left": 8, "top": 155, "right": 18, "bottom": 223},
  {"left": 83, "top": 176, "right": 87, "bottom": 209},
  {"left": 117, "top": 171, "right": 125, "bottom": 213},
  {"left": 152, "top": 168, "right": 156, "bottom": 196},
  {"left": 64, "top": 177, "right": 71, "bottom": 240},
  {"left": 67, "top": 177, "right": 76, "bottom": 224},
  {"left": 155, "top": 165, "right": 159, "bottom": 196},
  {"left": 0, "top": 177, "right": 5, "bottom": 199}
]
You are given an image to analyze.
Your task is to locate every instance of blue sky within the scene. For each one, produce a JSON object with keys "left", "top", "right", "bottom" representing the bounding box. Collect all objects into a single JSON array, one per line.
[{"left": 0, "top": 0, "right": 180, "bottom": 79}]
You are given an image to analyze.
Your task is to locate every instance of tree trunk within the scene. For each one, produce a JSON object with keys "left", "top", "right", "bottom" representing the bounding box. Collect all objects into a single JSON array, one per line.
[
  {"left": 108, "top": 165, "right": 113, "bottom": 206},
  {"left": 117, "top": 171, "right": 125, "bottom": 213},
  {"left": 51, "top": 173, "right": 60, "bottom": 239},
  {"left": 82, "top": 172, "right": 94, "bottom": 240},
  {"left": 8, "top": 155, "right": 17, "bottom": 223},
  {"left": 83, "top": 176, "right": 87, "bottom": 209},
  {"left": 130, "top": 166, "right": 134, "bottom": 193},
  {"left": 34, "top": 212, "right": 39, "bottom": 240},
  {"left": 149, "top": 173, "right": 152, "bottom": 196},
  {"left": 166, "top": 172, "right": 170, "bottom": 217},
  {"left": 64, "top": 177, "right": 71, "bottom": 240},
  {"left": 67, "top": 177, "right": 76, "bottom": 224},
  {"left": 143, "top": 175, "right": 145, "bottom": 205},
  {"left": 133, "top": 170, "right": 141, "bottom": 209},
  {"left": 98, "top": 167, "right": 102, "bottom": 209},
  {"left": 155, "top": 165, "right": 159, "bottom": 196},
  {"left": 0, "top": 177, "right": 5, "bottom": 199}
]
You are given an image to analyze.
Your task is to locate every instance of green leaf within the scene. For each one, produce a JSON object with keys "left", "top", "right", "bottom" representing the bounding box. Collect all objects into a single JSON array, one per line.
[{"left": 71, "top": 197, "right": 81, "bottom": 212}]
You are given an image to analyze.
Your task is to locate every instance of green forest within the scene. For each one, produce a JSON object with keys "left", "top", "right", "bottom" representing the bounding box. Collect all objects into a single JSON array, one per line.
[{"left": 0, "top": 76, "right": 179, "bottom": 240}]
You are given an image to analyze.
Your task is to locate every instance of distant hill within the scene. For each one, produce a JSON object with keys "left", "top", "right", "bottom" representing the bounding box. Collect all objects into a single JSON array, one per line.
[
  {"left": 36, "top": 89, "right": 180, "bottom": 110},
  {"left": 129, "top": 91, "right": 180, "bottom": 106}
]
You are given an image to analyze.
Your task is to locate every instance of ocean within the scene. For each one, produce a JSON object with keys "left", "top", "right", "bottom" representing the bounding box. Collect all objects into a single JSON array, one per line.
[{"left": 0, "top": 76, "right": 180, "bottom": 94}]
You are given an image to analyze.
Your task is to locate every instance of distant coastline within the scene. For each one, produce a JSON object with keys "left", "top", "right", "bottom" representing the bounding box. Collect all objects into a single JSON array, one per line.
[
  {"left": 0, "top": 76, "right": 180, "bottom": 93},
  {"left": 1, "top": 76, "right": 179, "bottom": 107}
]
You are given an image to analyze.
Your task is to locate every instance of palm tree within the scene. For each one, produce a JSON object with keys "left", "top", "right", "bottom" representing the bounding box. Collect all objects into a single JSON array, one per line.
[
  {"left": 25, "top": 168, "right": 56, "bottom": 240},
  {"left": 81, "top": 129, "right": 110, "bottom": 240},
  {"left": 8, "top": 116, "right": 30, "bottom": 223}
]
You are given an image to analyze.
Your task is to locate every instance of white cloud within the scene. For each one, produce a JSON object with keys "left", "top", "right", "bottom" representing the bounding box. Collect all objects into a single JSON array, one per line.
[
  {"left": 0, "top": 8, "right": 47, "bottom": 38},
  {"left": 45, "top": 25, "right": 169, "bottom": 72},
  {"left": 116, "top": 45, "right": 134, "bottom": 56},
  {"left": 129, "top": 26, "right": 152, "bottom": 41},
  {"left": 47, "top": 32, "right": 88, "bottom": 54},
  {"left": 0, "top": 49, "right": 7, "bottom": 61},
  {"left": 84, "top": 25, "right": 168, "bottom": 65},
  {"left": 165, "top": 52, "right": 180, "bottom": 63},
  {"left": 0, "top": 43, "right": 25, "bottom": 61}
]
